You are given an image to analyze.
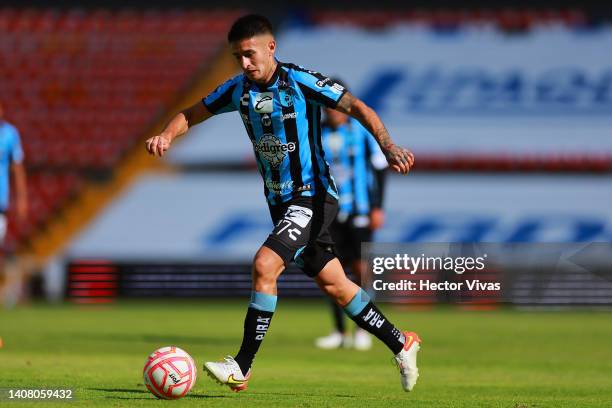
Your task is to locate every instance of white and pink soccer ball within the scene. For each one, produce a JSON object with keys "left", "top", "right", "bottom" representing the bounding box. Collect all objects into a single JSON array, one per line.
[{"left": 143, "top": 346, "right": 197, "bottom": 399}]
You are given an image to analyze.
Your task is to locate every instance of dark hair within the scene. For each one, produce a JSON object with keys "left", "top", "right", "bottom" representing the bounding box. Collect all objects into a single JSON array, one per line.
[{"left": 228, "top": 14, "right": 273, "bottom": 43}]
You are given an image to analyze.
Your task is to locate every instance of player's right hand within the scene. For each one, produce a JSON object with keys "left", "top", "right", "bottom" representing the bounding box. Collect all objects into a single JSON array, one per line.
[
  {"left": 145, "top": 134, "right": 171, "bottom": 157},
  {"left": 384, "top": 144, "right": 414, "bottom": 174}
]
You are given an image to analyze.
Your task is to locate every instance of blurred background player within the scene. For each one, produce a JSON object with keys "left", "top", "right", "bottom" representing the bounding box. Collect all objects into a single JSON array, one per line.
[
  {"left": 0, "top": 101, "right": 28, "bottom": 308},
  {"left": 316, "top": 79, "right": 388, "bottom": 351}
]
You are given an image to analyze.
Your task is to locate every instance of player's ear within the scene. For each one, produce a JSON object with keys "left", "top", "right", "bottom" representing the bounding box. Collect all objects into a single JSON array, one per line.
[{"left": 267, "top": 39, "right": 276, "bottom": 56}]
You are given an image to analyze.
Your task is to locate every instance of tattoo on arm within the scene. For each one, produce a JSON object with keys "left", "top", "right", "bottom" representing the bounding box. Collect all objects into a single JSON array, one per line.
[
  {"left": 374, "top": 125, "right": 393, "bottom": 150},
  {"left": 336, "top": 91, "right": 395, "bottom": 151}
]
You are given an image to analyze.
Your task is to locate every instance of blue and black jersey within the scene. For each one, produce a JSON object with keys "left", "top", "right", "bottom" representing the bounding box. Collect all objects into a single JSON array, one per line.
[
  {"left": 203, "top": 61, "right": 346, "bottom": 205},
  {"left": 322, "top": 118, "right": 387, "bottom": 218}
]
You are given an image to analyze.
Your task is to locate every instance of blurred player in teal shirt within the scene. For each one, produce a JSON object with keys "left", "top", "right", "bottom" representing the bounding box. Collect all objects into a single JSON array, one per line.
[
  {"left": 317, "top": 80, "right": 388, "bottom": 350},
  {"left": 0, "top": 101, "right": 28, "bottom": 307}
]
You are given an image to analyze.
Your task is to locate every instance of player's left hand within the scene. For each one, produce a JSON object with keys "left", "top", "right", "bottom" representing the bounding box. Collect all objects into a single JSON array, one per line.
[{"left": 384, "top": 144, "right": 414, "bottom": 174}]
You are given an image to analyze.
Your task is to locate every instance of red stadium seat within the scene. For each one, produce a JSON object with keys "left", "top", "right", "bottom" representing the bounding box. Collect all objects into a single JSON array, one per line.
[{"left": 0, "top": 7, "right": 242, "bottom": 248}]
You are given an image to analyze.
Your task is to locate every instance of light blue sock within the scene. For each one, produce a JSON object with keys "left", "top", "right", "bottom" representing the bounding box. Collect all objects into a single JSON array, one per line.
[
  {"left": 249, "top": 291, "right": 277, "bottom": 312},
  {"left": 343, "top": 288, "right": 371, "bottom": 317}
]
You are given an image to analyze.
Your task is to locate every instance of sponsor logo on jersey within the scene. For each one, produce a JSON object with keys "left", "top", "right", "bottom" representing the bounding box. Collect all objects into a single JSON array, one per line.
[
  {"left": 266, "top": 179, "right": 294, "bottom": 193},
  {"left": 254, "top": 134, "right": 296, "bottom": 167},
  {"left": 331, "top": 83, "right": 345, "bottom": 94},
  {"left": 284, "top": 205, "right": 313, "bottom": 228},
  {"left": 261, "top": 114, "right": 272, "bottom": 127},
  {"left": 240, "top": 93, "right": 250, "bottom": 107},
  {"left": 253, "top": 92, "right": 273, "bottom": 113},
  {"left": 281, "top": 112, "right": 297, "bottom": 121},
  {"left": 265, "top": 180, "right": 311, "bottom": 194},
  {"left": 316, "top": 77, "right": 332, "bottom": 88}
]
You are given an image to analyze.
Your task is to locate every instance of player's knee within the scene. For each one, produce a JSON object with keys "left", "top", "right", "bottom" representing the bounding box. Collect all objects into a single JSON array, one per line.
[
  {"left": 252, "top": 251, "right": 282, "bottom": 289},
  {"left": 253, "top": 252, "right": 278, "bottom": 274}
]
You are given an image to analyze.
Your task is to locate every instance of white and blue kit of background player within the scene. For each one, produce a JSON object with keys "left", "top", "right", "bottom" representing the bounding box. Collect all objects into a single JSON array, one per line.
[
  {"left": 0, "top": 120, "right": 24, "bottom": 242},
  {"left": 203, "top": 61, "right": 347, "bottom": 277}
]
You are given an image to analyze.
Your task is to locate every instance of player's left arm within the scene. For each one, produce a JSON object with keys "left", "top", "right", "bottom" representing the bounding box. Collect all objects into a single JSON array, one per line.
[{"left": 335, "top": 92, "right": 414, "bottom": 174}]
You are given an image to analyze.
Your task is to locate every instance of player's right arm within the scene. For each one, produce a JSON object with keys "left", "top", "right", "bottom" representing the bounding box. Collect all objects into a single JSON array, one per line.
[
  {"left": 336, "top": 92, "right": 414, "bottom": 175},
  {"left": 291, "top": 67, "right": 413, "bottom": 174},
  {"left": 146, "top": 75, "right": 241, "bottom": 157},
  {"left": 145, "top": 103, "right": 212, "bottom": 157}
]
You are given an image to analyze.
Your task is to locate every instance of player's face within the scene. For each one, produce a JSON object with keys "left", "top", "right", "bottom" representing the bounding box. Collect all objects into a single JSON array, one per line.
[
  {"left": 231, "top": 34, "right": 276, "bottom": 83},
  {"left": 325, "top": 107, "right": 349, "bottom": 128}
]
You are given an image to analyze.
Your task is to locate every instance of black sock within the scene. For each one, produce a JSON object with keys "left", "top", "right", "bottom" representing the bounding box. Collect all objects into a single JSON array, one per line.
[
  {"left": 234, "top": 307, "right": 274, "bottom": 375},
  {"left": 346, "top": 297, "right": 406, "bottom": 354},
  {"left": 330, "top": 300, "right": 346, "bottom": 333}
]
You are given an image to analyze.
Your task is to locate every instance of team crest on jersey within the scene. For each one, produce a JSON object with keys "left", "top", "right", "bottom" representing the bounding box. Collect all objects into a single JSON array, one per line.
[
  {"left": 279, "top": 88, "right": 295, "bottom": 107},
  {"left": 253, "top": 92, "right": 273, "bottom": 113},
  {"left": 254, "top": 134, "right": 295, "bottom": 167}
]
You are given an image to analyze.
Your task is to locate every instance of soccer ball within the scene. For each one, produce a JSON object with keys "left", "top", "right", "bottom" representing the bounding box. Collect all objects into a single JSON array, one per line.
[{"left": 143, "top": 346, "right": 197, "bottom": 399}]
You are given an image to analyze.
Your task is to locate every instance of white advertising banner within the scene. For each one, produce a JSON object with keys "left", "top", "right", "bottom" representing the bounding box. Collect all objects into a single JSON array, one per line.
[{"left": 67, "top": 173, "right": 612, "bottom": 261}]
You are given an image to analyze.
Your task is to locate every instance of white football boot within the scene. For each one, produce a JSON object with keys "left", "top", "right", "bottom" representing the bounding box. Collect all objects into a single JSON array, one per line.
[
  {"left": 314, "top": 331, "right": 352, "bottom": 349},
  {"left": 353, "top": 328, "right": 373, "bottom": 351},
  {"left": 204, "top": 356, "right": 250, "bottom": 392},
  {"left": 393, "top": 331, "right": 421, "bottom": 392}
]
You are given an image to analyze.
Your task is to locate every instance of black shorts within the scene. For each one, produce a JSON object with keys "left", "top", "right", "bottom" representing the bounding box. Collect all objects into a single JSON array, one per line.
[
  {"left": 263, "top": 193, "right": 339, "bottom": 277},
  {"left": 330, "top": 215, "right": 373, "bottom": 266}
]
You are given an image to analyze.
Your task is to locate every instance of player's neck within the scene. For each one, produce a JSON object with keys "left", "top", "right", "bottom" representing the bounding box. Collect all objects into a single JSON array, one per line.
[{"left": 256, "top": 60, "right": 278, "bottom": 87}]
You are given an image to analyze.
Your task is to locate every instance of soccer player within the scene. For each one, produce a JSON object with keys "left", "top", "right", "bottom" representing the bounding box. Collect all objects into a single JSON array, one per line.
[
  {"left": 316, "top": 79, "right": 388, "bottom": 351},
  {"left": 145, "top": 15, "right": 420, "bottom": 392},
  {"left": 0, "top": 101, "right": 28, "bottom": 307}
]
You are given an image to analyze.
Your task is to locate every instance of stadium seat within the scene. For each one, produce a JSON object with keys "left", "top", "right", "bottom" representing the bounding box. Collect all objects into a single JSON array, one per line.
[{"left": 0, "top": 8, "right": 242, "bottom": 248}]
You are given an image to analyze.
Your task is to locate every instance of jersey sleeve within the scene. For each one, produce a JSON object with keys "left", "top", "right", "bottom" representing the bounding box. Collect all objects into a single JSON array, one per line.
[
  {"left": 292, "top": 68, "right": 347, "bottom": 108},
  {"left": 9, "top": 126, "right": 24, "bottom": 163},
  {"left": 202, "top": 75, "right": 241, "bottom": 115}
]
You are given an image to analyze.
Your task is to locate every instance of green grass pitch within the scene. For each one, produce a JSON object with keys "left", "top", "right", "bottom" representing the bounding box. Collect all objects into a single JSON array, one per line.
[{"left": 1, "top": 300, "right": 611, "bottom": 407}]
